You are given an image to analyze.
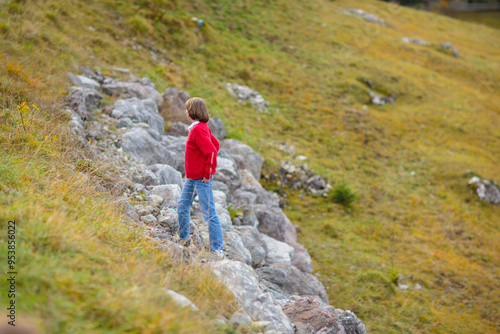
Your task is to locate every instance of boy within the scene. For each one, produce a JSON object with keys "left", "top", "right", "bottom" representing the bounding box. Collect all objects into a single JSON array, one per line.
[{"left": 176, "top": 97, "right": 224, "bottom": 258}]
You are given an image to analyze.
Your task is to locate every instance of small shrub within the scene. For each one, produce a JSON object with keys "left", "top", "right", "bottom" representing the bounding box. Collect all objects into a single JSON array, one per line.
[
  {"left": 329, "top": 182, "right": 356, "bottom": 207},
  {"left": 388, "top": 269, "right": 400, "bottom": 285},
  {"left": 323, "top": 222, "right": 339, "bottom": 238},
  {"left": 126, "top": 15, "right": 154, "bottom": 35}
]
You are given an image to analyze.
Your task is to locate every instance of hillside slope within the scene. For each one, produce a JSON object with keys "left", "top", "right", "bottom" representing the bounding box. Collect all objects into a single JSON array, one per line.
[{"left": 1, "top": 0, "right": 499, "bottom": 333}]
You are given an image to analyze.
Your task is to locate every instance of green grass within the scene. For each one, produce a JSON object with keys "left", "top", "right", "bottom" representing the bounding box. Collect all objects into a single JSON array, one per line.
[
  {"left": 450, "top": 11, "right": 500, "bottom": 30},
  {"left": 1, "top": 0, "right": 499, "bottom": 333}
]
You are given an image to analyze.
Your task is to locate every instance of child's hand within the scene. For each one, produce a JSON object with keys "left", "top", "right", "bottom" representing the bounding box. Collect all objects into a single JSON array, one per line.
[{"left": 202, "top": 177, "right": 210, "bottom": 183}]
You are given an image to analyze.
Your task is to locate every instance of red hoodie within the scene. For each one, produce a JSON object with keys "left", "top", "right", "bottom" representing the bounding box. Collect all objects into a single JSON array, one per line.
[{"left": 185, "top": 122, "right": 219, "bottom": 180}]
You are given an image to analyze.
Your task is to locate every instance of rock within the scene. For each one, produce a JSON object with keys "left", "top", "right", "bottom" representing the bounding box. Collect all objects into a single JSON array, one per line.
[
  {"left": 111, "top": 98, "right": 165, "bottom": 135},
  {"left": 368, "top": 91, "right": 395, "bottom": 105},
  {"left": 345, "top": 8, "right": 387, "bottom": 26},
  {"left": 334, "top": 310, "right": 367, "bottom": 334},
  {"left": 235, "top": 226, "right": 268, "bottom": 267},
  {"left": 207, "top": 117, "right": 227, "bottom": 140},
  {"left": 163, "top": 289, "right": 199, "bottom": 311},
  {"left": 261, "top": 234, "right": 294, "bottom": 266},
  {"left": 221, "top": 139, "right": 264, "bottom": 181},
  {"left": 141, "top": 214, "right": 158, "bottom": 225},
  {"left": 77, "top": 75, "right": 100, "bottom": 89},
  {"left": 209, "top": 260, "right": 294, "bottom": 334},
  {"left": 214, "top": 156, "right": 242, "bottom": 192},
  {"left": 158, "top": 208, "right": 179, "bottom": 234},
  {"left": 212, "top": 181, "right": 230, "bottom": 198},
  {"left": 226, "top": 83, "right": 270, "bottom": 112},
  {"left": 138, "top": 77, "right": 156, "bottom": 89},
  {"left": 290, "top": 243, "right": 314, "bottom": 274},
  {"left": 240, "top": 169, "right": 262, "bottom": 188},
  {"left": 115, "top": 197, "right": 138, "bottom": 221},
  {"left": 147, "top": 164, "right": 183, "bottom": 189},
  {"left": 134, "top": 204, "right": 155, "bottom": 217},
  {"left": 166, "top": 122, "right": 189, "bottom": 136},
  {"left": 149, "top": 184, "right": 182, "bottom": 208},
  {"left": 468, "top": 176, "right": 500, "bottom": 204},
  {"left": 117, "top": 117, "right": 133, "bottom": 128},
  {"left": 229, "top": 311, "right": 253, "bottom": 328},
  {"left": 255, "top": 205, "right": 289, "bottom": 241},
  {"left": 79, "top": 66, "right": 106, "bottom": 84},
  {"left": 441, "top": 42, "right": 459, "bottom": 57},
  {"left": 224, "top": 231, "right": 253, "bottom": 265},
  {"left": 133, "top": 169, "right": 159, "bottom": 186},
  {"left": 256, "top": 266, "right": 287, "bottom": 295},
  {"left": 161, "top": 136, "right": 187, "bottom": 175},
  {"left": 145, "top": 194, "right": 163, "bottom": 207},
  {"left": 160, "top": 87, "right": 190, "bottom": 123},
  {"left": 258, "top": 264, "right": 328, "bottom": 304},
  {"left": 65, "top": 86, "right": 103, "bottom": 120},
  {"left": 158, "top": 240, "right": 186, "bottom": 262},
  {"left": 122, "top": 128, "right": 175, "bottom": 165},
  {"left": 401, "top": 37, "right": 431, "bottom": 46},
  {"left": 283, "top": 297, "right": 346, "bottom": 334},
  {"left": 102, "top": 81, "right": 162, "bottom": 107}
]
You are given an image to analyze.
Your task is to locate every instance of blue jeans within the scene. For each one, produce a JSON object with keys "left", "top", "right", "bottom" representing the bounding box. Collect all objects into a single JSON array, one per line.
[{"left": 177, "top": 178, "right": 224, "bottom": 251}]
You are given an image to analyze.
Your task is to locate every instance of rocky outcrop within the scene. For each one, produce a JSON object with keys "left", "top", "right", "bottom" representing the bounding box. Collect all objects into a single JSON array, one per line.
[
  {"left": 283, "top": 297, "right": 346, "bottom": 334},
  {"left": 226, "top": 82, "right": 270, "bottom": 112},
  {"left": 258, "top": 264, "right": 329, "bottom": 304},
  {"left": 345, "top": 8, "right": 387, "bottom": 26},
  {"left": 160, "top": 87, "right": 190, "bottom": 123},
  {"left": 64, "top": 70, "right": 367, "bottom": 334},
  {"left": 468, "top": 176, "right": 500, "bottom": 205},
  {"left": 65, "top": 86, "right": 103, "bottom": 120},
  {"left": 221, "top": 139, "right": 264, "bottom": 181},
  {"left": 110, "top": 98, "right": 165, "bottom": 135},
  {"left": 210, "top": 260, "right": 294, "bottom": 334},
  {"left": 122, "top": 127, "right": 175, "bottom": 165},
  {"left": 102, "top": 81, "right": 162, "bottom": 107}
]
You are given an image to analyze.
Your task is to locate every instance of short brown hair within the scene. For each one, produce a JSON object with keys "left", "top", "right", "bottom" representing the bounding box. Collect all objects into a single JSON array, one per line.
[{"left": 185, "top": 97, "right": 210, "bottom": 123}]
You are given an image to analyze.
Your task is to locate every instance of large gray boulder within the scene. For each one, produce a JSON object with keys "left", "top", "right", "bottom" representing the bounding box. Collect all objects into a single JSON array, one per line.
[
  {"left": 235, "top": 226, "right": 268, "bottom": 267},
  {"left": 149, "top": 184, "right": 181, "bottom": 209},
  {"left": 122, "top": 128, "right": 175, "bottom": 165},
  {"left": 158, "top": 208, "right": 178, "bottom": 235},
  {"left": 102, "top": 81, "right": 162, "bottom": 107},
  {"left": 283, "top": 216, "right": 314, "bottom": 273},
  {"left": 290, "top": 243, "right": 314, "bottom": 274},
  {"left": 260, "top": 264, "right": 329, "bottom": 304},
  {"left": 334, "top": 309, "right": 367, "bottom": 334},
  {"left": 132, "top": 169, "right": 159, "bottom": 186},
  {"left": 282, "top": 297, "right": 346, "bottom": 334},
  {"left": 65, "top": 86, "right": 103, "bottom": 120},
  {"left": 147, "top": 164, "right": 183, "bottom": 189},
  {"left": 111, "top": 98, "right": 165, "bottom": 135},
  {"left": 224, "top": 231, "right": 253, "bottom": 265},
  {"left": 214, "top": 155, "right": 242, "bottom": 192},
  {"left": 207, "top": 117, "right": 226, "bottom": 140},
  {"left": 254, "top": 205, "right": 289, "bottom": 241},
  {"left": 232, "top": 188, "right": 259, "bottom": 227},
  {"left": 261, "top": 234, "right": 295, "bottom": 266},
  {"left": 160, "top": 87, "right": 190, "bottom": 123},
  {"left": 166, "top": 122, "right": 189, "bottom": 137},
  {"left": 238, "top": 185, "right": 281, "bottom": 208},
  {"left": 209, "top": 260, "right": 294, "bottom": 334},
  {"left": 161, "top": 136, "right": 187, "bottom": 175},
  {"left": 221, "top": 139, "right": 264, "bottom": 181}
]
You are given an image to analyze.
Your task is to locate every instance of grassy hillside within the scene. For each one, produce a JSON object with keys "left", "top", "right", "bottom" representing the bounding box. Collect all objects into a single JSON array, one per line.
[{"left": 1, "top": 0, "right": 499, "bottom": 333}]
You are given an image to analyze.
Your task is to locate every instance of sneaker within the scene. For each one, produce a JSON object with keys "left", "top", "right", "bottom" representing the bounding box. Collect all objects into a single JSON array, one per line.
[{"left": 211, "top": 250, "right": 225, "bottom": 260}]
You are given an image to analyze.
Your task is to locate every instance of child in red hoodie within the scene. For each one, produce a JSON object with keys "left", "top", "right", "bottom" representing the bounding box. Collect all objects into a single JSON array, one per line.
[{"left": 176, "top": 97, "right": 224, "bottom": 256}]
